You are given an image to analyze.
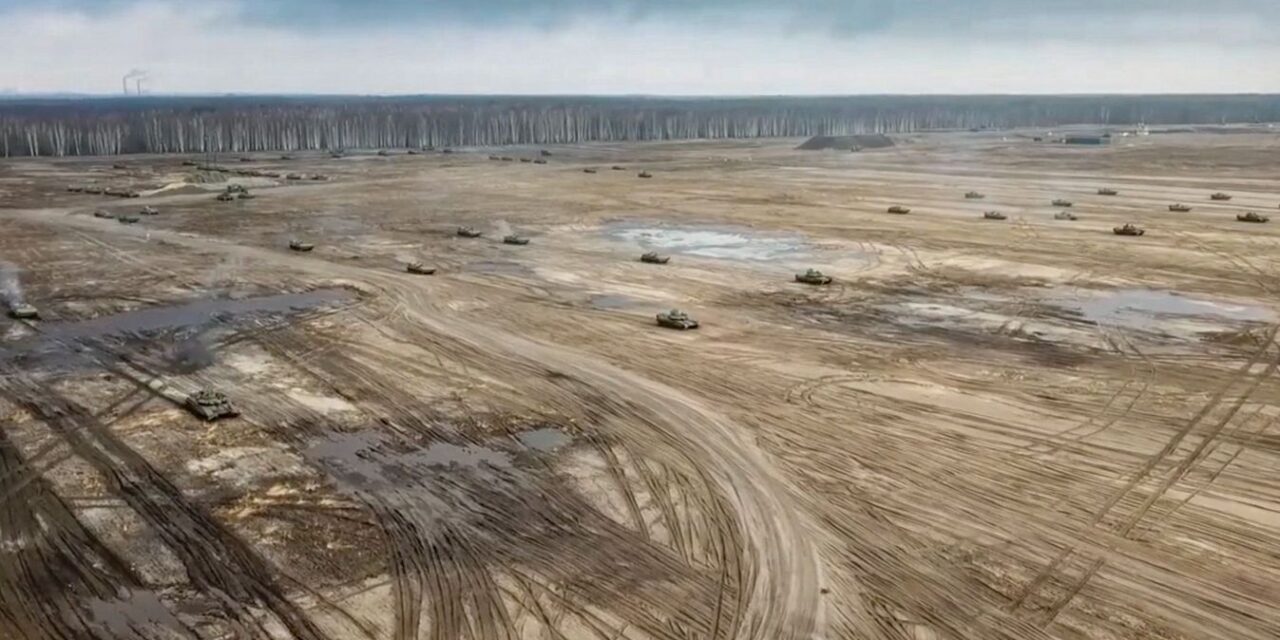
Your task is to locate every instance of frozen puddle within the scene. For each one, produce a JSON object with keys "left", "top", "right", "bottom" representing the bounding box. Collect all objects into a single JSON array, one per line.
[
  {"left": 608, "top": 224, "right": 806, "bottom": 261},
  {"left": 1053, "top": 288, "right": 1273, "bottom": 331}
]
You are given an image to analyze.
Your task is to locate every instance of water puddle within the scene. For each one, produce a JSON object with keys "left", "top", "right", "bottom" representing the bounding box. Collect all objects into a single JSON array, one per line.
[
  {"left": 1050, "top": 288, "right": 1273, "bottom": 331},
  {"left": 85, "top": 590, "right": 186, "bottom": 637},
  {"left": 608, "top": 224, "right": 806, "bottom": 261},
  {"left": 0, "top": 289, "right": 353, "bottom": 365},
  {"left": 516, "top": 427, "right": 571, "bottom": 452}
]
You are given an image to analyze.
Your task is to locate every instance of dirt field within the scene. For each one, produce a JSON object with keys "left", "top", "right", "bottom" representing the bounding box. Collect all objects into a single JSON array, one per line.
[{"left": 2, "top": 130, "right": 1279, "bottom": 639}]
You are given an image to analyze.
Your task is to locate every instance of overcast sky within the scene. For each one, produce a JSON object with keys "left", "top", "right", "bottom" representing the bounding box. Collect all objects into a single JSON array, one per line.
[{"left": 2, "top": 0, "right": 1277, "bottom": 95}]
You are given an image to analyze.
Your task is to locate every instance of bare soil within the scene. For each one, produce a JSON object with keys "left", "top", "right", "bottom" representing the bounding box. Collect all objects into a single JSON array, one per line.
[{"left": 2, "top": 131, "right": 1279, "bottom": 639}]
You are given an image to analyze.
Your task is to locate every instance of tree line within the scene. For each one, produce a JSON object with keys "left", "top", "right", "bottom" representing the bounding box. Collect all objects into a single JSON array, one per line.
[{"left": 2, "top": 94, "right": 1278, "bottom": 157}]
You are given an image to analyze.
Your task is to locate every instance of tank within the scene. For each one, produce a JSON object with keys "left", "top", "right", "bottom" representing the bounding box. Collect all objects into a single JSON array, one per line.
[
  {"left": 406, "top": 261, "right": 437, "bottom": 274},
  {"left": 1237, "top": 212, "right": 1270, "bottom": 223},
  {"left": 407, "top": 149, "right": 420, "bottom": 155},
  {"left": 964, "top": 191, "right": 985, "bottom": 199},
  {"left": 1169, "top": 204, "right": 1192, "bottom": 212},
  {"left": 92, "top": 210, "right": 115, "bottom": 219},
  {"left": 378, "top": 150, "right": 390, "bottom": 156},
  {"left": 184, "top": 390, "right": 239, "bottom": 422},
  {"left": 1210, "top": 192, "right": 1232, "bottom": 201},
  {"left": 216, "top": 192, "right": 236, "bottom": 202},
  {"left": 795, "top": 268, "right": 832, "bottom": 285},
  {"left": 239, "top": 157, "right": 252, "bottom": 163},
  {"left": 289, "top": 239, "right": 315, "bottom": 252},
  {"left": 501, "top": 157, "right": 514, "bottom": 162},
  {"left": 887, "top": 205, "right": 911, "bottom": 214},
  {"left": 983, "top": 211, "right": 1007, "bottom": 220},
  {"left": 1097, "top": 188, "right": 1119, "bottom": 196},
  {"left": 8, "top": 304, "right": 38, "bottom": 320},
  {"left": 503, "top": 235, "right": 530, "bottom": 245},
  {"left": 286, "top": 174, "right": 303, "bottom": 181},
  {"left": 540, "top": 149, "right": 552, "bottom": 157},
  {"left": 1113, "top": 223, "right": 1145, "bottom": 236},
  {"left": 457, "top": 226, "right": 482, "bottom": 238},
  {"left": 519, "top": 158, "right": 532, "bottom": 163},
  {"left": 124, "top": 191, "right": 141, "bottom": 198},
  {"left": 489, "top": 155, "right": 501, "bottom": 161},
  {"left": 237, "top": 191, "right": 255, "bottom": 200},
  {"left": 584, "top": 168, "right": 598, "bottom": 173},
  {"left": 117, "top": 214, "right": 140, "bottom": 224},
  {"left": 1054, "top": 211, "right": 1078, "bottom": 220},
  {"left": 85, "top": 187, "right": 104, "bottom": 195},
  {"left": 656, "top": 309, "right": 699, "bottom": 330},
  {"left": 612, "top": 166, "right": 626, "bottom": 171},
  {"left": 533, "top": 159, "right": 547, "bottom": 165},
  {"left": 1051, "top": 199, "right": 1073, "bottom": 207},
  {"left": 112, "top": 163, "right": 129, "bottom": 170},
  {"left": 640, "top": 251, "right": 670, "bottom": 264},
  {"left": 638, "top": 171, "right": 653, "bottom": 178},
  {"left": 330, "top": 151, "right": 345, "bottom": 158},
  {"left": 67, "top": 186, "right": 84, "bottom": 193},
  {"left": 139, "top": 206, "right": 158, "bottom": 215},
  {"left": 280, "top": 155, "right": 295, "bottom": 161}
]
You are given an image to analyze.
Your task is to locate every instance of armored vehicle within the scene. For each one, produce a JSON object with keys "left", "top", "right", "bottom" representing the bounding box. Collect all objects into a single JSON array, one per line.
[
  {"left": 612, "top": 165, "right": 626, "bottom": 170},
  {"left": 67, "top": 186, "right": 84, "bottom": 193},
  {"left": 887, "top": 205, "right": 911, "bottom": 214},
  {"left": 378, "top": 150, "right": 391, "bottom": 157},
  {"left": 656, "top": 309, "right": 699, "bottom": 330},
  {"left": 795, "top": 268, "right": 833, "bottom": 285},
  {"left": 93, "top": 210, "right": 115, "bottom": 219},
  {"left": 584, "top": 168, "right": 598, "bottom": 174},
  {"left": 140, "top": 206, "right": 158, "bottom": 215},
  {"left": 238, "top": 191, "right": 255, "bottom": 200},
  {"left": 533, "top": 159, "right": 547, "bottom": 165},
  {"left": 286, "top": 173, "right": 302, "bottom": 181},
  {"left": 540, "top": 149, "right": 552, "bottom": 157},
  {"left": 406, "top": 261, "right": 437, "bottom": 275},
  {"left": 502, "top": 235, "right": 530, "bottom": 245},
  {"left": 1054, "top": 211, "right": 1078, "bottom": 220},
  {"left": 1051, "top": 199, "right": 1073, "bottom": 207},
  {"left": 457, "top": 226, "right": 482, "bottom": 238},
  {"left": 8, "top": 304, "right": 38, "bottom": 320},
  {"left": 117, "top": 214, "right": 140, "bottom": 224},
  {"left": 185, "top": 390, "right": 238, "bottom": 421},
  {"left": 216, "top": 192, "right": 236, "bottom": 202},
  {"left": 964, "top": 191, "right": 985, "bottom": 199},
  {"left": 1097, "top": 188, "right": 1118, "bottom": 196},
  {"left": 1169, "top": 203, "right": 1192, "bottom": 212},
  {"left": 1210, "top": 192, "right": 1232, "bottom": 201},
  {"left": 1113, "top": 223, "right": 1145, "bottom": 236},
  {"left": 638, "top": 171, "right": 653, "bottom": 178},
  {"left": 239, "top": 157, "right": 253, "bottom": 163},
  {"left": 1237, "top": 212, "right": 1270, "bottom": 223},
  {"left": 983, "top": 211, "right": 1007, "bottom": 220},
  {"left": 640, "top": 251, "right": 669, "bottom": 264},
  {"left": 289, "top": 239, "right": 315, "bottom": 252}
]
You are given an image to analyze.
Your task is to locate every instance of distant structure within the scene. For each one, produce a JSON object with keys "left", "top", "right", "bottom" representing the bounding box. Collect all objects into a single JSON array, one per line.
[{"left": 121, "top": 69, "right": 148, "bottom": 96}]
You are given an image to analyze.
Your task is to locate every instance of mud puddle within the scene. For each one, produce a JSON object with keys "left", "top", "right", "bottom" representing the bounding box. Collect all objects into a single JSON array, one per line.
[
  {"left": 608, "top": 223, "right": 807, "bottom": 261},
  {"left": 1049, "top": 288, "right": 1274, "bottom": 330},
  {"left": 0, "top": 289, "right": 353, "bottom": 365}
]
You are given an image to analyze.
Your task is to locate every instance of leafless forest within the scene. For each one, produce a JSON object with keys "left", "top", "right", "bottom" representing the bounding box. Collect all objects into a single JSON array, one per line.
[{"left": 3, "top": 94, "right": 1280, "bottom": 157}]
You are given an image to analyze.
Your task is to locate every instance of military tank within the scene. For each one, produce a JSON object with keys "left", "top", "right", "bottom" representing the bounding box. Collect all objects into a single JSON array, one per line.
[
  {"left": 501, "top": 157, "right": 514, "bottom": 162},
  {"left": 377, "top": 150, "right": 391, "bottom": 157},
  {"left": 584, "top": 168, "right": 598, "bottom": 174},
  {"left": 289, "top": 239, "right": 315, "bottom": 252},
  {"left": 457, "top": 226, "right": 482, "bottom": 238},
  {"left": 123, "top": 191, "right": 141, "bottom": 198},
  {"left": 640, "top": 251, "right": 670, "bottom": 264},
  {"left": 519, "top": 158, "right": 532, "bottom": 163},
  {"left": 1237, "top": 212, "right": 1270, "bottom": 223},
  {"left": 216, "top": 192, "right": 236, "bottom": 202},
  {"left": 286, "top": 173, "right": 303, "bottom": 181},
  {"left": 638, "top": 171, "right": 653, "bottom": 178},
  {"left": 1113, "top": 223, "right": 1145, "bottom": 236},
  {"left": 1054, "top": 211, "right": 1078, "bottom": 220},
  {"left": 237, "top": 190, "right": 255, "bottom": 200},
  {"left": 611, "top": 165, "right": 626, "bottom": 171},
  {"left": 887, "top": 205, "right": 911, "bottom": 214},
  {"left": 540, "top": 149, "right": 553, "bottom": 157},
  {"left": 92, "top": 210, "right": 115, "bottom": 219},
  {"left": 1051, "top": 199, "right": 1073, "bottom": 207},
  {"left": 489, "top": 155, "right": 501, "bottom": 161},
  {"left": 67, "top": 185, "right": 85, "bottom": 193},
  {"left": 964, "top": 191, "right": 985, "bottom": 199},
  {"left": 140, "top": 206, "right": 158, "bottom": 215},
  {"left": 503, "top": 235, "right": 530, "bottom": 245},
  {"left": 406, "top": 261, "right": 437, "bottom": 274},
  {"left": 983, "top": 211, "right": 1007, "bottom": 220},
  {"left": 656, "top": 309, "right": 699, "bottom": 330},
  {"left": 117, "top": 214, "right": 141, "bottom": 224},
  {"left": 1169, "top": 203, "right": 1192, "bottom": 212},
  {"left": 1210, "top": 192, "right": 1232, "bottom": 201},
  {"left": 280, "top": 154, "right": 295, "bottom": 161},
  {"left": 1097, "top": 188, "right": 1119, "bottom": 196},
  {"left": 407, "top": 149, "right": 420, "bottom": 155},
  {"left": 239, "top": 157, "right": 252, "bottom": 163},
  {"left": 7, "top": 304, "right": 38, "bottom": 320},
  {"left": 184, "top": 390, "right": 239, "bottom": 422},
  {"left": 84, "top": 187, "right": 104, "bottom": 195},
  {"left": 795, "top": 268, "right": 833, "bottom": 285},
  {"left": 533, "top": 159, "right": 548, "bottom": 165}
]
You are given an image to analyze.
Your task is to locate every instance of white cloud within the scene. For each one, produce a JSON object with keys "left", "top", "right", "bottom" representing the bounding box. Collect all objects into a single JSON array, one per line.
[{"left": 1, "top": 1, "right": 1277, "bottom": 94}]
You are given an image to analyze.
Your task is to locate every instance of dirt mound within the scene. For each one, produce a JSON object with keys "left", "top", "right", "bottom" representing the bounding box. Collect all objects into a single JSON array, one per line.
[{"left": 798, "top": 134, "right": 894, "bottom": 151}]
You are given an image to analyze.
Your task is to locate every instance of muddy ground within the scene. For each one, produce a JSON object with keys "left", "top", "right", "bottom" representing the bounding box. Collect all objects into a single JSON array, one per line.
[{"left": 1, "top": 130, "right": 1279, "bottom": 639}]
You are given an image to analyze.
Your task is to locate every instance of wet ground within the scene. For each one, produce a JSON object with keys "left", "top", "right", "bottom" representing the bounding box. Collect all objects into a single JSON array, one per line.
[{"left": 2, "top": 130, "right": 1280, "bottom": 639}]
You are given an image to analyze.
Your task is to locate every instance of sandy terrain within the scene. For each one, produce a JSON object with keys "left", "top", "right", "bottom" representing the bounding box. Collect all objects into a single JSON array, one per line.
[{"left": 1, "top": 130, "right": 1279, "bottom": 639}]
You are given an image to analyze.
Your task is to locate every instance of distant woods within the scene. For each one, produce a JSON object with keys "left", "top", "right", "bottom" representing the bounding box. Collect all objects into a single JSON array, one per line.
[{"left": 2, "top": 95, "right": 1279, "bottom": 157}]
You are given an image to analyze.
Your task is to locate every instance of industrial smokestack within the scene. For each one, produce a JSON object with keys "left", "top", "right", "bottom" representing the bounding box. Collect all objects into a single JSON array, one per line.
[{"left": 122, "top": 69, "right": 148, "bottom": 95}]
